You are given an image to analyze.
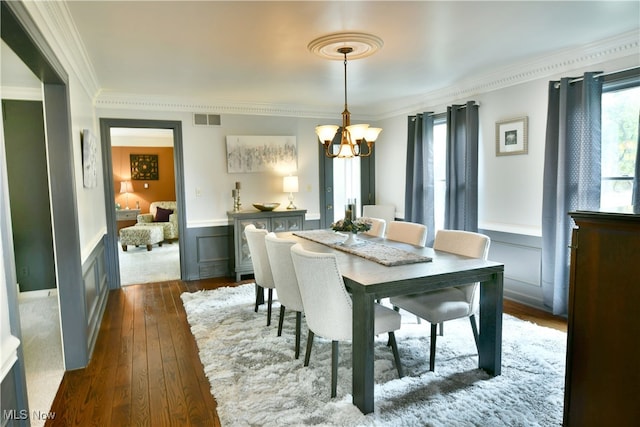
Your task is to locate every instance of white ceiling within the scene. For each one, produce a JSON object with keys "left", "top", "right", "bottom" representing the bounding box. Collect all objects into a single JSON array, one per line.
[{"left": 3, "top": 1, "right": 639, "bottom": 117}]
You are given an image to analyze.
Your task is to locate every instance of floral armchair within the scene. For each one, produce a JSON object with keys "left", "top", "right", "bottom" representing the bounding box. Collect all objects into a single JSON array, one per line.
[{"left": 136, "top": 201, "right": 179, "bottom": 241}]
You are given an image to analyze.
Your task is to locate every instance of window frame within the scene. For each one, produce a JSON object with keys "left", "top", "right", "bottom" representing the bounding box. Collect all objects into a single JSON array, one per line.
[{"left": 600, "top": 69, "right": 640, "bottom": 209}]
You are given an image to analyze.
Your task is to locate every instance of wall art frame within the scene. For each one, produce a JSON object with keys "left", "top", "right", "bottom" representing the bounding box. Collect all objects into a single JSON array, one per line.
[
  {"left": 496, "top": 116, "right": 528, "bottom": 156},
  {"left": 82, "top": 128, "right": 98, "bottom": 188},
  {"left": 226, "top": 135, "right": 297, "bottom": 173},
  {"left": 130, "top": 154, "right": 159, "bottom": 180}
]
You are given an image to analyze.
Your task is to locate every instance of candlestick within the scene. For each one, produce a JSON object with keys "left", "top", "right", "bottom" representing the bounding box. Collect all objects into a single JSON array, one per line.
[
  {"left": 232, "top": 189, "right": 237, "bottom": 198},
  {"left": 235, "top": 181, "right": 241, "bottom": 190}
]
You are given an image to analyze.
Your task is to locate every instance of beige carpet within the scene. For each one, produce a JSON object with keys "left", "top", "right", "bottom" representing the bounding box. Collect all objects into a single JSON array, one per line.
[
  {"left": 118, "top": 240, "right": 180, "bottom": 285},
  {"left": 18, "top": 291, "right": 63, "bottom": 426}
]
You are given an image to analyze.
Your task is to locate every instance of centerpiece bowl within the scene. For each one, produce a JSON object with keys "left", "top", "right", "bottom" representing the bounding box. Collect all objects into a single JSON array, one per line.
[
  {"left": 331, "top": 217, "right": 372, "bottom": 246},
  {"left": 253, "top": 203, "right": 280, "bottom": 211}
]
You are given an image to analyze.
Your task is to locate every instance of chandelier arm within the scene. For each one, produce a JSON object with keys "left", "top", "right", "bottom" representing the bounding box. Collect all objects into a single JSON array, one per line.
[
  {"left": 324, "top": 141, "right": 339, "bottom": 158},
  {"left": 361, "top": 140, "right": 374, "bottom": 157}
]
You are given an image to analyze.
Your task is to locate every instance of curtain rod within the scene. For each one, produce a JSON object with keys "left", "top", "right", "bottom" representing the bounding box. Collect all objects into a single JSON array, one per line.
[
  {"left": 564, "top": 67, "right": 639, "bottom": 84},
  {"left": 410, "top": 101, "right": 479, "bottom": 119}
]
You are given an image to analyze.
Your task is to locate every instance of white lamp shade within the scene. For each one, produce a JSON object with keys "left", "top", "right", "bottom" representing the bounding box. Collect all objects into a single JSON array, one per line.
[
  {"left": 120, "top": 181, "right": 134, "bottom": 194},
  {"left": 315, "top": 125, "right": 339, "bottom": 142},
  {"left": 283, "top": 176, "right": 299, "bottom": 193},
  {"left": 337, "top": 143, "right": 355, "bottom": 158},
  {"left": 364, "top": 127, "right": 382, "bottom": 142},
  {"left": 346, "top": 124, "right": 369, "bottom": 141}
]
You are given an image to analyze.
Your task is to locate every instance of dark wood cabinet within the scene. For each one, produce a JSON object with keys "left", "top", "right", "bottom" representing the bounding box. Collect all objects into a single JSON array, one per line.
[
  {"left": 227, "top": 209, "right": 306, "bottom": 281},
  {"left": 564, "top": 210, "right": 640, "bottom": 426}
]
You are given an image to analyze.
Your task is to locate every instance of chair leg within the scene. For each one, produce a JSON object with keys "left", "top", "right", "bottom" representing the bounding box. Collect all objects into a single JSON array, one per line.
[
  {"left": 277, "top": 305, "right": 285, "bottom": 336},
  {"left": 294, "top": 311, "right": 302, "bottom": 359},
  {"left": 304, "top": 330, "right": 314, "bottom": 367},
  {"left": 331, "top": 341, "right": 339, "bottom": 398},
  {"left": 388, "top": 332, "right": 404, "bottom": 378},
  {"left": 254, "top": 284, "right": 264, "bottom": 313},
  {"left": 430, "top": 323, "right": 437, "bottom": 371},
  {"left": 439, "top": 322, "right": 444, "bottom": 336},
  {"left": 469, "top": 314, "right": 479, "bottom": 352},
  {"left": 266, "top": 288, "right": 273, "bottom": 326}
]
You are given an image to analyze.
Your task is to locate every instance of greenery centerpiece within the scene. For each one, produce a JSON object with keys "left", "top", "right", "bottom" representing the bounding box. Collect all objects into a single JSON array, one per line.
[{"left": 331, "top": 217, "right": 371, "bottom": 246}]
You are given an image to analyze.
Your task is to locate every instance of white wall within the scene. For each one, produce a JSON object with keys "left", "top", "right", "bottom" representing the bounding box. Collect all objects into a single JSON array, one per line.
[
  {"left": 374, "top": 55, "right": 639, "bottom": 236},
  {"left": 69, "top": 72, "right": 107, "bottom": 260},
  {"left": 94, "top": 108, "right": 324, "bottom": 226}
]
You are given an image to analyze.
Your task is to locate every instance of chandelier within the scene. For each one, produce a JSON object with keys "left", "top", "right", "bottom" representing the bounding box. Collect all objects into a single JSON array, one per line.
[{"left": 310, "top": 33, "right": 383, "bottom": 158}]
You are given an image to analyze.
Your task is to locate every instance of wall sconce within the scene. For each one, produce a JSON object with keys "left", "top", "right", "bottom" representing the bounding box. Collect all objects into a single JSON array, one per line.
[{"left": 283, "top": 176, "right": 299, "bottom": 210}]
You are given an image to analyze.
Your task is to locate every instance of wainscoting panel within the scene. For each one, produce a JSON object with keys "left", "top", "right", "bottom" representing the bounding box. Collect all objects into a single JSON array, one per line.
[
  {"left": 82, "top": 240, "right": 109, "bottom": 358},
  {"left": 183, "top": 219, "right": 320, "bottom": 281},
  {"left": 183, "top": 225, "right": 231, "bottom": 281},
  {"left": 480, "top": 230, "right": 545, "bottom": 310}
]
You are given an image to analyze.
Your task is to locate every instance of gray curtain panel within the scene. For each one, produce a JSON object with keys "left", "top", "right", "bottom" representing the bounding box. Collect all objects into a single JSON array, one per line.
[
  {"left": 541, "top": 72, "right": 603, "bottom": 315},
  {"left": 404, "top": 113, "right": 435, "bottom": 246},
  {"left": 445, "top": 101, "right": 479, "bottom": 232}
]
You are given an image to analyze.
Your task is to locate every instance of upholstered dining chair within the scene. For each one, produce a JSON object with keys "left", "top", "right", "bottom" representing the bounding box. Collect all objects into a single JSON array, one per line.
[
  {"left": 265, "top": 233, "right": 305, "bottom": 359},
  {"left": 244, "top": 224, "right": 276, "bottom": 326},
  {"left": 290, "top": 244, "right": 404, "bottom": 398},
  {"left": 362, "top": 217, "right": 386, "bottom": 238},
  {"left": 390, "top": 229, "right": 490, "bottom": 371},
  {"left": 386, "top": 221, "right": 428, "bottom": 247}
]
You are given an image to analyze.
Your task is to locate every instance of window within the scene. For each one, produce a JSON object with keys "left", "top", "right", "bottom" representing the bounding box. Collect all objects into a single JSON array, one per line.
[
  {"left": 601, "top": 83, "right": 640, "bottom": 209},
  {"left": 332, "top": 157, "right": 361, "bottom": 222},
  {"left": 433, "top": 118, "right": 447, "bottom": 233}
]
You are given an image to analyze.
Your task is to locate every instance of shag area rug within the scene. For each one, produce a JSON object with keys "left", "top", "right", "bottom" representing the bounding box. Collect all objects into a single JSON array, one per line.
[{"left": 181, "top": 284, "right": 566, "bottom": 426}]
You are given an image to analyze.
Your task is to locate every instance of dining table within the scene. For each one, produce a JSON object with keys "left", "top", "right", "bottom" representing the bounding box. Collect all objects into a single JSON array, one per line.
[{"left": 282, "top": 229, "right": 505, "bottom": 415}]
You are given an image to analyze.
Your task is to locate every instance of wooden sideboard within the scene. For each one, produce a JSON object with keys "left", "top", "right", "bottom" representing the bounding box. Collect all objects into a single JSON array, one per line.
[
  {"left": 228, "top": 209, "right": 306, "bottom": 281},
  {"left": 564, "top": 210, "right": 640, "bottom": 426}
]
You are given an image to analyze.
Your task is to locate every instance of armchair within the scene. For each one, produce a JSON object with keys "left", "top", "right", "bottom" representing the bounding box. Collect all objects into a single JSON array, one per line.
[{"left": 136, "top": 201, "right": 179, "bottom": 241}]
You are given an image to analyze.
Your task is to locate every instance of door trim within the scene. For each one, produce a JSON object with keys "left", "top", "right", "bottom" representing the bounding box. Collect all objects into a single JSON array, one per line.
[{"left": 100, "top": 118, "right": 186, "bottom": 289}]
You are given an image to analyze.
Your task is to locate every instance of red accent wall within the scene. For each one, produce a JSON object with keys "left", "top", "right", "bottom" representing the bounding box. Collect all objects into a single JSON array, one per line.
[{"left": 112, "top": 146, "right": 176, "bottom": 214}]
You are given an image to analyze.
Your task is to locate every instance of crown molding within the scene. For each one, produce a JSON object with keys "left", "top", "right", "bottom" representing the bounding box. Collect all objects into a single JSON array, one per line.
[
  {"left": 23, "top": 1, "right": 100, "bottom": 101},
  {"left": 94, "top": 30, "right": 639, "bottom": 121},
  {"left": 94, "top": 92, "right": 342, "bottom": 120},
  {"left": 378, "top": 29, "right": 640, "bottom": 119}
]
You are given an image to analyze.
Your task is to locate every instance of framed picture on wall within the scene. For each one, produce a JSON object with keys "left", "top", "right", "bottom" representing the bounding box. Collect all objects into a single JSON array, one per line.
[
  {"left": 130, "top": 154, "right": 159, "bottom": 180},
  {"left": 496, "top": 116, "right": 528, "bottom": 156},
  {"left": 82, "top": 129, "right": 98, "bottom": 188},
  {"left": 226, "top": 135, "right": 297, "bottom": 173}
]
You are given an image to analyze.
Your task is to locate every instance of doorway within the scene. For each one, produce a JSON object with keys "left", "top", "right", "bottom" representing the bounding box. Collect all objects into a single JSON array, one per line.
[
  {"left": 110, "top": 127, "right": 180, "bottom": 285},
  {"left": 318, "top": 135, "right": 376, "bottom": 228},
  {"left": 2, "top": 94, "right": 64, "bottom": 424},
  {"left": 100, "top": 118, "right": 187, "bottom": 289},
  {"left": 1, "top": 0, "right": 89, "bottom": 415}
]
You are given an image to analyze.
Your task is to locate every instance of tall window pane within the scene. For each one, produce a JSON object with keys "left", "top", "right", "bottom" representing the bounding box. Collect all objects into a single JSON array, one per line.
[
  {"left": 601, "top": 85, "right": 640, "bottom": 209},
  {"left": 332, "top": 157, "right": 361, "bottom": 222},
  {"left": 433, "top": 121, "right": 447, "bottom": 232}
]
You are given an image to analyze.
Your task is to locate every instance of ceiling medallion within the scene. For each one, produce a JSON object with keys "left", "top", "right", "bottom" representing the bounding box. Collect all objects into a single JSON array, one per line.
[{"left": 307, "top": 32, "right": 383, "bottom": 60}]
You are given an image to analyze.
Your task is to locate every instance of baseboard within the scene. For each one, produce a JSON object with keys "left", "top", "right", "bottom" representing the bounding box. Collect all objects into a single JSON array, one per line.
[{"left": 17, "top": 288, "right": 57, "bottom": 301}]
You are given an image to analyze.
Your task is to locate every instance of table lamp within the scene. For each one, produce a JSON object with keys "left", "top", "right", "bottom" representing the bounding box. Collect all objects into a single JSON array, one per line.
[
  {"left": 120, "top": 180, "right": 134, "bottom": 209},
  {"left": 283, "top": 176, "right": 299, "bottom": 210}
]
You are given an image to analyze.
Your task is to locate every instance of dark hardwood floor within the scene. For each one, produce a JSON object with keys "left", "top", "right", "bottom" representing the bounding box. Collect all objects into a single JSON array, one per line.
[{"left": 46, "top": 278, "right": 566, "bottom": 426}]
